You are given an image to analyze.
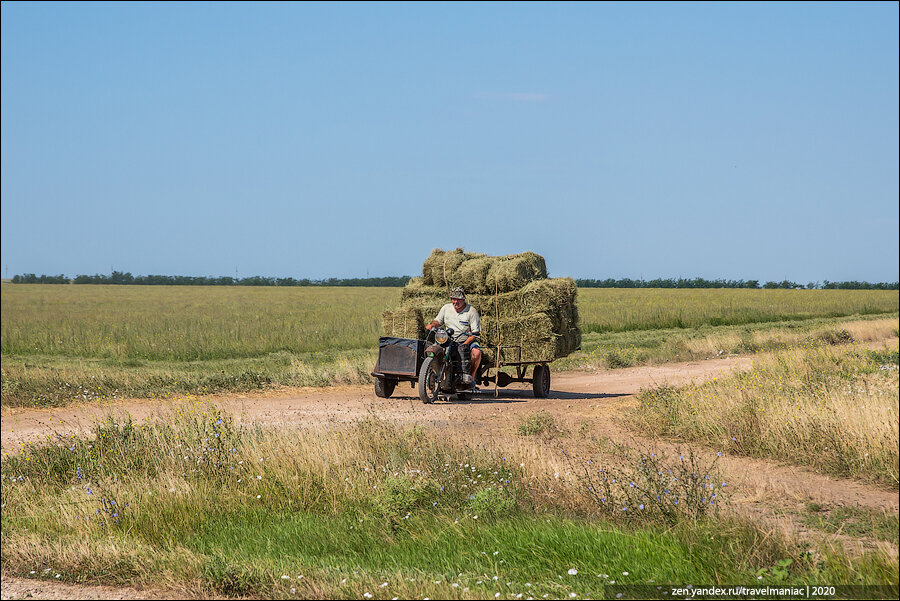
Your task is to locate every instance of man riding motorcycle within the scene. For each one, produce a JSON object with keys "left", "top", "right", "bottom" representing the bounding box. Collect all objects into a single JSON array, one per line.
[{"left": 425, "top": 287, "right": 482, "bottom": 388}]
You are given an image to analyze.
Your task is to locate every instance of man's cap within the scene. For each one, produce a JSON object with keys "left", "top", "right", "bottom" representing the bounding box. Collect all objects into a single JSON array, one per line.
[{"left": 450, "top": 287, "right": 466, "bottom": 300}]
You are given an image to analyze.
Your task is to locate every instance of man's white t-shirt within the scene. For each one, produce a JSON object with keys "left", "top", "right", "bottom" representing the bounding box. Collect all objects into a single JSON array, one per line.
[{"left": 434, "top": 302, "right": 481, "bottom": 343}]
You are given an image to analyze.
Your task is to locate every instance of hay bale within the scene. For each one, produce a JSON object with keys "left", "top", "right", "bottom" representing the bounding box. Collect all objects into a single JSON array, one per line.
[
  {"left": 397, "top": 249, "right": 579, "bottom": 363},
  {"left": 421, "top": 249, "right": 444, "bottom": 285},
  {"left": 455, "top": 256, "right": 494, "bottom": 295},
  {"left": 485, "top": 252, "right": 548, "bottom": 293},
  {"left": 418, "top": 302, "right": 448, "bottom": 327},
  {"left": 401, "top": 277, "right": 577, "bottom": 318},
  {"left": 382, "top": 307, "right": 424, "bottom": 340},
  {"left": 400, "top": 278, "right": 447, "bottom": 305},
  {"left": 421, "top": 248, "right": 545, "bottom": 293},
  {"left": 480, "top": 312, "right": 556, "bottom": 347},
  {"left": 473, "top": 278, "right": 577, "bottom": 318},
  {"left": 397, "top": 277, "right": 580, "bottom": 359},
  {"left": 425, "top": 248, "right": 483, "bottom": 288}
]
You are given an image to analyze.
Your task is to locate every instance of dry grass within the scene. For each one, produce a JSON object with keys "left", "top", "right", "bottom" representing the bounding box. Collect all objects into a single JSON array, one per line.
[
  {"left": 635, "top": 342, "right": 900, "bottom": 485},
  {"left": 681, "top": 317, "right": 899, "bottom": 356},
  {"left": 3, "top": 405, "right": 897, "bottom": 595}
]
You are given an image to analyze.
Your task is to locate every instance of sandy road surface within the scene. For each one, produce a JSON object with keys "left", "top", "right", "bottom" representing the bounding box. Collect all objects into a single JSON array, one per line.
[
  {"left": 3, "top": 357, "right": 747, "bottom": 450},
  {"left": 0, "top": 575, "right": 194, "bottom": 600}
]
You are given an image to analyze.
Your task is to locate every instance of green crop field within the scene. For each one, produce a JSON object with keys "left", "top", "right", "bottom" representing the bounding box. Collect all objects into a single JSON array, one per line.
[
  {"left": 1, "top": 284, "right": 399, "bottom": 360},
  {"left": 1, "top": 283, "right": 897, "bottom": 407},
  {"left": 577, "top": 288, "right": 898, "bottom": 333}
]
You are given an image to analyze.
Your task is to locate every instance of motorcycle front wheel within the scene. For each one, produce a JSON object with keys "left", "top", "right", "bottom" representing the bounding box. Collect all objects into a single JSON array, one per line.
[{"left": 418, "top": 357, "right": 441, "bottom": 404}]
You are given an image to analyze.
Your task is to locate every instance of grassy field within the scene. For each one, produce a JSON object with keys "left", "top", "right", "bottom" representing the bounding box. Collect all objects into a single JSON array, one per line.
[
  {"left": 1, "top": 285, "right": 398, "bottom": 360},
  {"left": 634, "top": 343, "right": 900, "bottom": 486},
  {"left": 2, "top": 284, "right": 897, "bottom": 407},
  {"left": 2, "top": 410, "right": 895, "bottom": 597},
  {"left": 577, "top": 288, "right": 898, "bottom": 333}
]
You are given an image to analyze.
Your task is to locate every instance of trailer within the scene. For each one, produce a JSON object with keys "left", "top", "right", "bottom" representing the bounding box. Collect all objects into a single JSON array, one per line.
[{"left": 371, "top": 337, "right": 551, "bottom": 399}]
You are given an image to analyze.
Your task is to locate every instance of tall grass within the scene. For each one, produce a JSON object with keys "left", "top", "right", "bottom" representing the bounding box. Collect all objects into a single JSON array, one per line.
[
  {"left": 553, "top": 315, "right": 900, "bottom": 371},
  {"left": 634, "top": 344, "right": 900, "bottom": 486},
  {"left": 3, "top": 410, "right": 895, "bottom": 596},
  {"left": 2, "top": 284, "right": 399, "bottom": 360},
  {"left": 577, "top": 288, "right": 898, "bottom": 333}
]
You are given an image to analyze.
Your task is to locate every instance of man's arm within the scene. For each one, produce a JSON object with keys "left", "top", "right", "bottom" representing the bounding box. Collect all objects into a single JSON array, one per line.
[
  {"left": 464, "top": 308, "right": 481, "bottom": 346},
  {"left": 426, "top": 305, "right": 446, "bottom": 331}
]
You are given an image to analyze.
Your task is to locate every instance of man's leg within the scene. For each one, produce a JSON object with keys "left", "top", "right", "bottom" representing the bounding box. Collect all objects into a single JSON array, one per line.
[{"left": 470, "top": 346, "right": 481, "bottom": 380}]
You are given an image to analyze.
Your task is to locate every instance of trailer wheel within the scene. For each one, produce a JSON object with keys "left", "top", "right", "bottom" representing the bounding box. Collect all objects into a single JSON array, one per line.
[
  {"left": 374, "top": 376, "right": 395, "bottom": 398},
  {"left": 418, "top": 357, "right": 440, "bottom": 404},
  {"left": 532, "top": 364, "right": 551, "bottom": 398}
]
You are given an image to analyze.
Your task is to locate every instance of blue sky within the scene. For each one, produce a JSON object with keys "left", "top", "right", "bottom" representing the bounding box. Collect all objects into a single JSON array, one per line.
[{"left": 2, "top": 1, "right": 898, "bottom": 282}]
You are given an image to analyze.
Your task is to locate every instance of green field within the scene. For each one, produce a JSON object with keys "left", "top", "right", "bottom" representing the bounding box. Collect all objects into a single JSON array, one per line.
[
  {"left": 577, "top": 288, "right": 898, "bottom": 333},
  {"left": 2, "top": 284, "right": 897, "bottom": 407}
]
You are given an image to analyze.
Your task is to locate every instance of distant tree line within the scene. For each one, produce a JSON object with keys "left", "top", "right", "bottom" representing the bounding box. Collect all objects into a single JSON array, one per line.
[
  {"left": 9, "top": 272, "right": 899, "bottom": 290},
  {"left": 11, "top": 271, "right": 412, "bottom": 287},
  {"left": 574, "top": 277, "right": 899, "bottom": 290},
  {"left": 9, "top": 274, "right": 70, "bottom": 284}
]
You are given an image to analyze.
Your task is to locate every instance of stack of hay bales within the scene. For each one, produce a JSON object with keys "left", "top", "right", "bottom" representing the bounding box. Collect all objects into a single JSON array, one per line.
[{"left": 383, "top": 248, "right": 580, "bottom": 364}]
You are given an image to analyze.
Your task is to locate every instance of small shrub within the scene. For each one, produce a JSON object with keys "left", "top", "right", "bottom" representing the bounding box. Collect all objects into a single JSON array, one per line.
[
  {"left": 572, "top": 446, "right": 725, "bottom": 524},
  {"left": 819, "top": 329, "right": 854, "bottom": 345},
  {"left": 203, "top": 557, "right": 270, "bottom": 596},
  {"left": 375, "top": 475, "right": 439, "bottom": 519},
  {"left": 466, "top": 486, "right": 516, "bottom": 518},
  {"left": 605, "top": 348, "right": 634, "bottom": 368},
  {"left": 517, "top": 411, "right": 558, "bottom": 437},
  {"left": 868, "top": 349, "right": 899, "bottom": 367}
]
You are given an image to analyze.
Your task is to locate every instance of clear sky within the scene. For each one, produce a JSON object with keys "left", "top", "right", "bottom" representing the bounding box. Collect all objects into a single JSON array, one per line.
[{"left": 2, "top": 1, "right": 898, "bottom": 283}]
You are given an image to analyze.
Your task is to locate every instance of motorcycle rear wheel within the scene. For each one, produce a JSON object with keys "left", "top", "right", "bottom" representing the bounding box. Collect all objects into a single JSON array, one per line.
[{"left": 418, "top": 357, "right": 440, "bottom": 404}]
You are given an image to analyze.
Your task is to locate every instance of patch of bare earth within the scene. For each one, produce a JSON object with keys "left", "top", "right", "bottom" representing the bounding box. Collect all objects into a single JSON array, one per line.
[{"left": 0, "top": 573, "right": 204, "bottom": 600}]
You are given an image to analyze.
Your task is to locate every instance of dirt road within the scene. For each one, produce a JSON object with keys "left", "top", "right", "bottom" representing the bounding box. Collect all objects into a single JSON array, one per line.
[
  {"left": 4, "top": 352, "right": 897, "bottom": 514},
  {"left": 3, "top": 356, "right": 749, "bottom": 450},
  {"left": 2, "top": 348, "right": 898, "bottom": 599}
]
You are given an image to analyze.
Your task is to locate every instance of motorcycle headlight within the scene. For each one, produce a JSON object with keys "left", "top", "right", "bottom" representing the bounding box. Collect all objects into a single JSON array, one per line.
[{"left": 435, "top": 330, "right": 449, "bottom": 344}]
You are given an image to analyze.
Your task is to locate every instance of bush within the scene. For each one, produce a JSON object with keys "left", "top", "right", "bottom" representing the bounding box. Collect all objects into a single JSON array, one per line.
[
  {"left": 375, "top": 475, "right": 440, "bottom": 520},
  {"left": 819, "top": 329, "right": 854, "bottom": 345},
  {"left": 572, "top": 446, "right": 725, "bottom": 524},
  {"left": 517, "top": 411, "right": 558, "bottom": 437},
  {"left": 466, "top": 486, "right": 516, "bottom": 518}
]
